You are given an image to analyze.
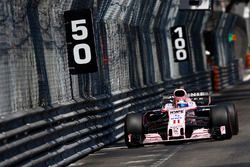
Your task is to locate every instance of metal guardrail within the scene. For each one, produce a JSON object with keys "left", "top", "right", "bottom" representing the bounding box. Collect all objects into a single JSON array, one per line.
[
  {"left": 212, "top": 80, "right": 250, "bottom": 102},
  {"left": 0, "top": 72, "right": 211, "bottom": 167},
  {"left": 0, "top": 85, "right": 163, "bottom": 166},
  {"left": 212, "top": 60, "right": 239, "bottom": 92},
  {"left": 178, "top": 71, "right": 212, "bottom": 91}
]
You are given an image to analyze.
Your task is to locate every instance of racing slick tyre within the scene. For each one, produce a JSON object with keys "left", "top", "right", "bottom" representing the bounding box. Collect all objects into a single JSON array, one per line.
[
  {"left": 210, "top": 105, "right": 232, "bottom": 140},
  {"left": 124, "top": 113, "right": 144, "bottom": 148},
  {"left": 220, "top": 103, "right": 239, "bottom": 135}
]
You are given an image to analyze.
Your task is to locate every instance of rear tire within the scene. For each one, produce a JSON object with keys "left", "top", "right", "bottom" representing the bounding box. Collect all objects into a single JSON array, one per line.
[
  {"left": 210, "top": 105, "right": 232, "bottom": 139},
  {"left": 124, "top": 113, "right": 144, "bottom": 148}
]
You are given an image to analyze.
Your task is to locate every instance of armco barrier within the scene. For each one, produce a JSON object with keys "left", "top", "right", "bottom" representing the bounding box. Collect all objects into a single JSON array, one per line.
[
  {"left": 0, "top": 85, "right": 164, "bottom": 167},
  {"left": 212, "top": 80, "right": 250, "bottom": 102},
  {"left": 211, "top": 60, "right": 239, "bottom": 92},
  {"left": 0, "top": 72, "right": 211, "bottom": 167}
]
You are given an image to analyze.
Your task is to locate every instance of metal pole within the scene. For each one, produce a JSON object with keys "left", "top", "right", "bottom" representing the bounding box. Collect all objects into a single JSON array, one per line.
[{"left": 244, "top": 2, "right": 250, "bottom": 52}]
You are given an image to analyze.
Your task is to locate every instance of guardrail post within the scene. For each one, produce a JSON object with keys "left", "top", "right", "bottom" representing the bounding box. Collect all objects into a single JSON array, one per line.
[
  {"left": 212, "top": 65, "right": 220, "bottom": 92},
  {"left": 246, "top": 54, "right": 250, "bottom": 69}
]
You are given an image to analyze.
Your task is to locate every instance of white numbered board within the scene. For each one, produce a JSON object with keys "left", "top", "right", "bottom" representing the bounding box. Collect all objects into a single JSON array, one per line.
[
  {"left": 179, "top": 0, "right": 213, "bottom": 10},
  {"left": 170, "top": 25, "right": 190, "bottom": 62},
  {"left": 64, "top": 9, "right": 98, "bottom": 74}
]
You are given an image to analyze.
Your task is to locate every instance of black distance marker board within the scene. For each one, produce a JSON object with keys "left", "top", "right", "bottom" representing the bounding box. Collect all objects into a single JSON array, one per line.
[
  {"left": 64, "top": 9, "right": 98, "bottom": 74},
  {"left": 170, "top": 25, "right": 190, "bottom": 62}
]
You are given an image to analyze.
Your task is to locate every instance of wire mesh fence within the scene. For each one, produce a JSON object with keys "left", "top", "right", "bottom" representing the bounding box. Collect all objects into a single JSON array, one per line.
[{"left": 0, "top": 0, "right": 243, "bottom": 116}]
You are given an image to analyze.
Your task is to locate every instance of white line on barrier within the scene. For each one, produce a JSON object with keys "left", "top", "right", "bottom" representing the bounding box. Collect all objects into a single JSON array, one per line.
[
  {"left": 68, "top": 162, "right": 86, "bottom": 166},
  {"left": 243, "top": 74, "right": 250, "bottom": 81}
]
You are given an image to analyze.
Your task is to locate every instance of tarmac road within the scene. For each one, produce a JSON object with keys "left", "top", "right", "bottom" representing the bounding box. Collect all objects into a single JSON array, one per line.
[{"left": 69, "top": 82, "right": 250, "bottom": 167}]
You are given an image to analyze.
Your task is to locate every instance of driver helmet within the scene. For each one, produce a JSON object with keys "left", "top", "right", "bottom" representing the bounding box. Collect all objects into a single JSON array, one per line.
[{"left": 177, "top": 100, "right": 188, "bottom": 108}]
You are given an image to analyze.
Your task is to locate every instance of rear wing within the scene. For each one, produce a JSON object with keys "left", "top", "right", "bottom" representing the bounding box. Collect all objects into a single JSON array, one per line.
[{"left": 162, "top": 92, "right": 211, "bottom": 106}]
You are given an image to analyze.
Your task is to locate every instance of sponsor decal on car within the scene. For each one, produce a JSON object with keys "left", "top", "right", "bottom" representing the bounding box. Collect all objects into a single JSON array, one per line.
[{"left": 220, "top": 126, "right": 226, "bottom": 135}]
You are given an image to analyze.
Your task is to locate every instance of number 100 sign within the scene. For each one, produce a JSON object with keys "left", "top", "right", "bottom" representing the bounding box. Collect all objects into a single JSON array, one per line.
[
  {"left": 64, "top": 9, "right": 98, "bottom": 74},
  {"left": 170, "top": 26, "right": 190, "bottom": 62}
]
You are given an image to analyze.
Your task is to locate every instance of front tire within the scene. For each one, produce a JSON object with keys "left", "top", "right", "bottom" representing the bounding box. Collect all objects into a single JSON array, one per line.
[
  {"left": 210, "top": 105, "right": 232, "bottom": 139},
  {"left": 221, "top": 103, "right": 239, "bottom": 135},
  {"left": 124, "top": 113, "right": 144, "bottom": 148}
]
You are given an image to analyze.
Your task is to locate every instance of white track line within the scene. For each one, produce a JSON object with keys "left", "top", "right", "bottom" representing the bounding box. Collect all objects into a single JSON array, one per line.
[
  {"left": 102, "top": 146, "right": 126, "bottom": 151},
  {"left": 148, "top": 149, "right": 169, "bottom": 153},
  {"left": 135, "top": 154, "right": 161, "bottom": 158},
  {"left": 150, "top": 145, "right": 183, "bottom": 167},
  {"left": 89, "top": 152, "right": 107, "bottom": 156},
  {"left": 121, "top": 159, "right": 154, "bottom": 165}
]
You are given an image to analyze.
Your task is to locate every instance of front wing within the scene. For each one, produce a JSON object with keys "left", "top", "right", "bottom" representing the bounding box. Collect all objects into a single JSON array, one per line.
[
  {"left": 141, "top": 126, "right": 226, "bottom": 144},
  {"left": 143, "top": 128, "right": 210, "bottom": 143}
]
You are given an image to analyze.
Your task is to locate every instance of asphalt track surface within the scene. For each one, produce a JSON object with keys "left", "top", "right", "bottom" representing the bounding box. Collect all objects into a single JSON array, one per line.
[{"left": 69, "top": 81, "right": 250, "bottom": 167}]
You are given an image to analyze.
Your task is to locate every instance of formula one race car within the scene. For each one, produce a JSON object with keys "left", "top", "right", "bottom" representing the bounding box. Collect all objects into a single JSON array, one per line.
[{"left": 124, "top": 88, "right": 239, "bottom": 147}]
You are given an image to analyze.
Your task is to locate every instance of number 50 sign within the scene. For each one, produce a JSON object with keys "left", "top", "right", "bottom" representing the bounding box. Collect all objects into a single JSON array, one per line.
[
  {"left": 64, "top": 9, "right": 98, "bottom": 74},
  {"left": 170, "top": 26, "right": 190, "bottom": 62}
]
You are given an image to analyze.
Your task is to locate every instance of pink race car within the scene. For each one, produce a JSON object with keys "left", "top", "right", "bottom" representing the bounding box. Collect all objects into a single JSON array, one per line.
[{"left": 124, "top": 88, "right": 239, "bottom": 147}]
